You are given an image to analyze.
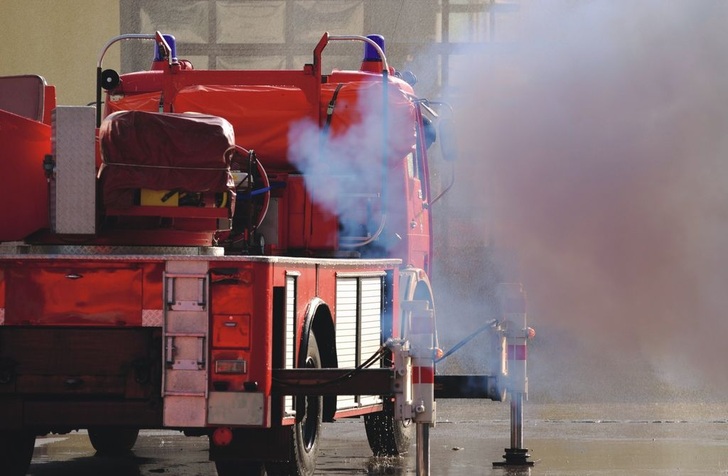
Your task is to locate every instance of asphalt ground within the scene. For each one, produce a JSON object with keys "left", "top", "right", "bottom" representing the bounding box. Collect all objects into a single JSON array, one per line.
[{"left": 26, "top": 400, "right": 728, "bottom": 475}]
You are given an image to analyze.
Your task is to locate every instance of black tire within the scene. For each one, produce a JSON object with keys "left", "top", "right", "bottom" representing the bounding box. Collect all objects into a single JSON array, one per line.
[
  {"left": 88, "top": 427, "right": 139, "bottom": 455},
  {"left": 215, "top": 459, "right": 266, "bottom": 476},
  {"left": 267, "top": 333, "right": 322, "bottom": 476},
  {"left": 364, "top": 398, "right": 413, "bottom": 456},
  {"left": 0, "top": 430, "right": 35, "bottom": 476}
]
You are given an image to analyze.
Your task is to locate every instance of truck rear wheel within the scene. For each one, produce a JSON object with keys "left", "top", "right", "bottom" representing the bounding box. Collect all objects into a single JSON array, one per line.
[
  {"left": 267, "top": 333, "right": 322, "bottom": 476},
  {"left": 364, "top": 398, "right": 413, "bottom": 455},
  {"left": 88, "top": 427, "right": 139, "bottom": 455},
  {"left": 0, "top": 430, "right": 35, "bottom": 476}
]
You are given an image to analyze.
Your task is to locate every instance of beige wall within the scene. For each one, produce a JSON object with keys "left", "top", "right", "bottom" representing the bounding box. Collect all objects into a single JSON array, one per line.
[{"left": 0, "top": 1, "right": 121, "bottom": 106}]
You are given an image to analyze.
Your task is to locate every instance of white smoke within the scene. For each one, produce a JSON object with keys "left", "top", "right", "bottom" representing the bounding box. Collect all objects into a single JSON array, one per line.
[
  {"left": 287, "top": 80, "right": 414, "bottom": 251},
  {"left": 287, "top": 87, "right": 388, "bottom": 213},
  {"left": 439, "top": 0, "right": 728, "bottom": 400}
]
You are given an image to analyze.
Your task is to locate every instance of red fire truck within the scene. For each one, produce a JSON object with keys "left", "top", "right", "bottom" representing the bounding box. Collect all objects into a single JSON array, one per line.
[{"left": 0, "top": 32, "right": 530, "bottom": 476}]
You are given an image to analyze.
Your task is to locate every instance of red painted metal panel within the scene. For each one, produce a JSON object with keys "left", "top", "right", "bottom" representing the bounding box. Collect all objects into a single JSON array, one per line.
[
  {"left": 507, "top": 344, "right": 528, "bottom": 361},
  {"left": 0, "top": 110, "right": 50, "bottom": 241},
  {"left": 4, "top": 262, "right": 143, "bottom": 326},
  {"left": 212, "top": 314, "right": 251, "bottom": 349},
  {"left": 142, "top": 262, "right": 164, "bottom": 312},
  {"left": 0, "top": 268, "right": 5, "bottom": 313},
  {"left": 413, "top": 366, "right": 435, "bottom": 384},
  {"left": 210, "top": 262, "right": 273, "bottom": 396}
]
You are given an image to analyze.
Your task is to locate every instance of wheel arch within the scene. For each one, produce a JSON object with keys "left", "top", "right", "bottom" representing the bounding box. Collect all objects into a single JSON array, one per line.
[
  {"left": 400, "top": 267, "right": 435, "bottom": 305},
  {"left": 300, "top": 297, "right": 337, "bottom": 421},
  {"left": 399, "top": 267, "right": 437, "bottom": 346}
]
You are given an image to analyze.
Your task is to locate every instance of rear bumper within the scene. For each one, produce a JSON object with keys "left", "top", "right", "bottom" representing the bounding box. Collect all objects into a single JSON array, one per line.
[{"left": 0, "top": 398, "right": 162, "bottom": 432}]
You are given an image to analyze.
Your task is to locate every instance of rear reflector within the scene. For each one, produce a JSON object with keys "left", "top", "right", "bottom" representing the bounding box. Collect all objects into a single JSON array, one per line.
[{"left": 212, "top": 427, "right": 233, "bottom": 446}]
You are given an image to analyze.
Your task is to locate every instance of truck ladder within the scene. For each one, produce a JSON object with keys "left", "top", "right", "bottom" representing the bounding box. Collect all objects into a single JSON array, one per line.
[{"left": 162, "top": 260, "right": 210, "bottom": 427}]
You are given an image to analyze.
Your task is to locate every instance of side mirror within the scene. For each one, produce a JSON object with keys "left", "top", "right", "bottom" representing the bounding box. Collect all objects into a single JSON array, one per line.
[{"left": 437, "top": 117, "right": 458, "bottom": 162}]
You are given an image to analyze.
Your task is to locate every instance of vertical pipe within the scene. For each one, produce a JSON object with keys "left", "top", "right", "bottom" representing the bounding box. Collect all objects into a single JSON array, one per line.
[
  {"left": 96, "top": 66, "right": 102, "bottom": 127},
  {"left": 404, "top": 300, "right": 435, "bottom": 475},
  {"left": 380, "top": 69, "right": 389, "bottom": 225},
  {"left": 510, "top": 392, "right": 523, "bottom": 449},
  {"left": 416, "top": 423, "right": 430, "bottom": 476},
  {"left": 493, "top": 283, "right": 534, "bottom": 467}
]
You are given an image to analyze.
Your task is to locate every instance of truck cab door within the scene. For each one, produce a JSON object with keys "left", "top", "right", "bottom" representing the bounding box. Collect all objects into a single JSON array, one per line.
[{"left": 403, "top": 107, "right": 433, "bottom": 272}]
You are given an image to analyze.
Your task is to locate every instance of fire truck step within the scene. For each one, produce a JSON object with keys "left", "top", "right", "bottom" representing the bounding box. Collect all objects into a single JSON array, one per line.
[{"left": 162, "top": 260, "right": 211, "bottom": 427}]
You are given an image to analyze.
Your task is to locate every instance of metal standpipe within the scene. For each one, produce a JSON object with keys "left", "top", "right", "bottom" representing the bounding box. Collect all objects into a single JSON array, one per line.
[
  {"left": 400, "top": 300, "right": 436, "bottom": 476},
  {"left": 416, "top": 423, "right": 431, "bottom": 475},
  {"left": 493, "top": 283, "right": 535, "bottom": 468},
  {"left": 511, "top": 392, "right": 524, "bottom": 450},
  {"left": 495, "top": 391, "right": 533, "bottom": 466}
]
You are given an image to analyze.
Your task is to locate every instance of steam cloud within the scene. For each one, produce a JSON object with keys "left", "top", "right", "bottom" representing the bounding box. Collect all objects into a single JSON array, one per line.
[
  {"left": 443, "top": 1, "right": 728, "bottom": 400},
  {"left": 287, "top": 81, "right": 413, "bottom": 252}
]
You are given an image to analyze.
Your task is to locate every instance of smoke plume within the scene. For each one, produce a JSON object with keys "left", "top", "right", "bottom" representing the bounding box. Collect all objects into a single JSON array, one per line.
[
  {"left": 440, "top": 0, "right": 728, "bottom": 400},
  {"left": 287, "top": 80, "right": 415, "bottom": 253}
]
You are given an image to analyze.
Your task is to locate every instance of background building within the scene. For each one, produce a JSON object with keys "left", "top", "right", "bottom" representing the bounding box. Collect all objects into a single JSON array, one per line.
[{"left": 0, "top": 0, "right": 520, "bottom": 105}]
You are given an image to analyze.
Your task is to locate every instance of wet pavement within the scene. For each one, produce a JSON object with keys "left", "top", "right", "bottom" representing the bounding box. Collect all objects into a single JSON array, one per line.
[{"left": 27, "top": 400, "right": 728, "bottom": 475}]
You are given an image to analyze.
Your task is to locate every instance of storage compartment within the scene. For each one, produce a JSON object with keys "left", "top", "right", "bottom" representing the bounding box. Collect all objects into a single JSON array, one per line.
[
  {"left": 0, "top": 327, "right": 161, "bottom": 398},
  {"left": 4, "top": 263, "right": 143, "bottom": 326}
]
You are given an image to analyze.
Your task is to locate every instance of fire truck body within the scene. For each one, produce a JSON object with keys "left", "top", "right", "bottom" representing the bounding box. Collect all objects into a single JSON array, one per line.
[
  {"left": 0, "top": 32, "right": 443, "bottom": 475},
  {"left": 0, "top": 250, "right": 404, "bottom": 472},
  {"left": 0, "top": 250, "right": 399, "bottom": 418}
]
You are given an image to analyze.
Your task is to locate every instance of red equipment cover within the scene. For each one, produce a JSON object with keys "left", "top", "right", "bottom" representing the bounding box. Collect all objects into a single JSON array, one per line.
[
  {"left": 106, "top": 91, "right": 160, "bottom": 114},
  {"left": 0, "top": 109, "right": 50, "bottom": 241},
  {"left": 106, "top": 80, "right": 417, "bottom": 171},
  {"left": 99, "top": 110, "right": 235, "bottom": 209},
  {"left": 173, "top": 85, "right": 312, "bottom": 168}
]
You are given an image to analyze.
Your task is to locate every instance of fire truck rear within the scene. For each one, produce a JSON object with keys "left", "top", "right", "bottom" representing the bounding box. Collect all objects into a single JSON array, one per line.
[{"left": 0, "top": 32, "right": 529, "bottom": 475}]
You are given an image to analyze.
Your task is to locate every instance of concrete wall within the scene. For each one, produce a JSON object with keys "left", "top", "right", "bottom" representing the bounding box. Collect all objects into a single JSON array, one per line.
[{"left": 0, "top": 1, "right": 120, "bottom": 106}]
